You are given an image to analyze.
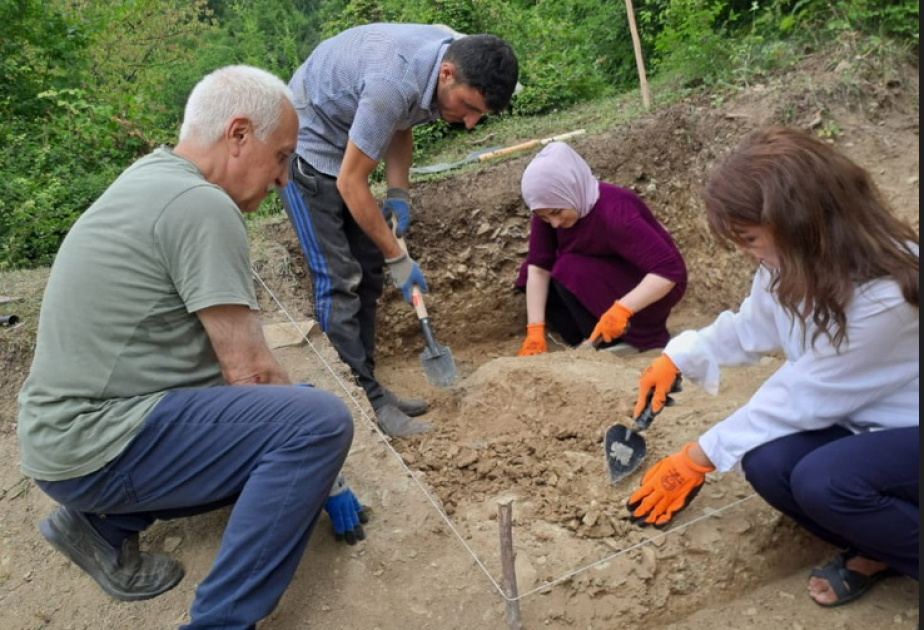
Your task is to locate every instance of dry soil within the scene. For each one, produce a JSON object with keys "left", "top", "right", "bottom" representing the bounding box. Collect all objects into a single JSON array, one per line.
[{"left": 0, "top": 52, "right": 919, "bottom": 630}]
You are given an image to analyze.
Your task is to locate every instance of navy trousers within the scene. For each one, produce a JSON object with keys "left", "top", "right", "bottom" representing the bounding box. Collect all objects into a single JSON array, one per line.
[
  {"left": 742, "top": 425, "right": 919, "bottom": 579},
  {"left": 546, "top": 278, "right": 598, "bottom": 346},
  {"left": 280, "top": 157, "right": 388, "bottom": 409},
  {"left": 545, "top": 279, "right": 624, "bottom": 349},
  {"left": 37, "top": 385, "right": 353, "bottom": 630}
]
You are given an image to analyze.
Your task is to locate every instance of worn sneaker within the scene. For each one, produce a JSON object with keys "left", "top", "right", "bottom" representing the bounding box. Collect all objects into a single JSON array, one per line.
[
  {"left": 39, "top": 506, "right": 184, "bottom": 601},
  {"left": 374, "top": 403, "right": 432, "bottom": 437},
  {"left": 383, "top": 389, "right": 430, "bottom": 417}
]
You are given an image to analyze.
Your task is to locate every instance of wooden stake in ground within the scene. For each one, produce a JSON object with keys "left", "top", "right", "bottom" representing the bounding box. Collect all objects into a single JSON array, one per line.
[
  {"left": 497, "top": 501, "right": 522, "bottom": 630},
  {"left": 624, "top": 0, "right": 651, "bottom": 108}
]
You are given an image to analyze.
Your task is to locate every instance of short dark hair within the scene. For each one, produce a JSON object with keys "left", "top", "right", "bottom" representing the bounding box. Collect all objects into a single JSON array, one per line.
[{"left": 443, "top": 34, "right": 519, "bottom": 112}]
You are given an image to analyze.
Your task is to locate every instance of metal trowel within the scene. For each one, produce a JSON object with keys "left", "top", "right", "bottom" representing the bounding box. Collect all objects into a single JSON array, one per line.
[{"left": 604, "top": 376, "right": 682, "bottom": 483}]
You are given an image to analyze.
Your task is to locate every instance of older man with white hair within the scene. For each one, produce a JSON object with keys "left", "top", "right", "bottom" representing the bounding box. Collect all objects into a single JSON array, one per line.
[{"left": 18, "top": 65, "right": 359, "bottom": 630}]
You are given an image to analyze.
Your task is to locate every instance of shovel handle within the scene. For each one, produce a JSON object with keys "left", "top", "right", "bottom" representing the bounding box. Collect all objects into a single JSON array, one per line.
[
  {"left": 390, "top": 219, "right": 431, "bottom": 321},
  {"left": 410, "top": 284, "right": 429, "bottom": 320},
  {"left": 475, "top": 129, "right": 587, "bottom": 163},
  {"left": 476, "top": 139, "right": 540, "bottom": 161},
  {"left": 395, "top": 235, "right": 429, "bottom": 321},
  {"left": 542, "top": 129, "right": 586, "bottom": 144}
]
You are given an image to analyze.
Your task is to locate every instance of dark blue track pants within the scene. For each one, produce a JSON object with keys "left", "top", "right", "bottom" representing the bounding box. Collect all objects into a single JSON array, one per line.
[
  {"left": 280, "top": 157, "right": 388, "bottom": 408},
  {"left": 742, "top": 425, "right": 919, "bottom": 579},
  {"left": 37, "top": 385, "right": 353, "bottom": 630}
]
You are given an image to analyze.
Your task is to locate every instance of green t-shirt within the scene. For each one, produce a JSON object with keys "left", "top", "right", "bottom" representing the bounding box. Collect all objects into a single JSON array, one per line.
[{"left": 18, "top": 148, "right": 258, "bottom": 480}]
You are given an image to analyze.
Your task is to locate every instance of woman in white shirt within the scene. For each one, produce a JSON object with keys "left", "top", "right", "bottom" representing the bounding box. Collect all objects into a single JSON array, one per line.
[{"left": 626, "top": 127, "right": 919, "bottom": 608}]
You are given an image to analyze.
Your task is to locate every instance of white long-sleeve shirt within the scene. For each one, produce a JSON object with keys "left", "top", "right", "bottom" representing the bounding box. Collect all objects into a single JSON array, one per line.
[{"left": 665, "top": 264, "right": 919, "bottom": 472}]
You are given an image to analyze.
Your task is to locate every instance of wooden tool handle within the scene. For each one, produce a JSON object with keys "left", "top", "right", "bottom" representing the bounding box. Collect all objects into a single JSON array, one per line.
[
  {"left": 410, "top": 285, "right": 429, "bottom": 319},
  {"left": 476, "top": 139, "right": 540, "bottom": 161},
  {"left": 541, "top": 129, "right": 586, "bottom": 144},
  {"left": 475, "top": 130, "right": 586, "bottom": 163},
  {"left": 393, "top": 230, "right": 430, "bottom": 321}
]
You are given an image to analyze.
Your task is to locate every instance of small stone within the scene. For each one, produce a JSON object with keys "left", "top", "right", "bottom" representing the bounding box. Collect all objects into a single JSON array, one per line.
[{"left": 582, "top": 511, "right": 600, "bottom": 527}]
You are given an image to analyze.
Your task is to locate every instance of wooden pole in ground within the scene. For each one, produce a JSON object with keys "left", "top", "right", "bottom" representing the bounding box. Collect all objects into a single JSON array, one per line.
[
  {"left": 624, "top": 0, "right": 651, "bottom": 108},
  {"left": 497, "top": 501, "right": 522, "bottom": 630}
]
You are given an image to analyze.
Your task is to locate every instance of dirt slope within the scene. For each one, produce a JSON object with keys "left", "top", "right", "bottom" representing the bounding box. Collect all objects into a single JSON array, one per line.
[{"left": 0, "top": 52, "right": 918, "bottom": 630}]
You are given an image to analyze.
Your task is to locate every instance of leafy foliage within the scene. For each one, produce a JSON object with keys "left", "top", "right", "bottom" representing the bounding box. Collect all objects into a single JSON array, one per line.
[
  {"left": 1, "top": 0, "right": 917, "bottom": 269},
  {"left": 1, "top": 87, "right": 153, "bottom": 268}
]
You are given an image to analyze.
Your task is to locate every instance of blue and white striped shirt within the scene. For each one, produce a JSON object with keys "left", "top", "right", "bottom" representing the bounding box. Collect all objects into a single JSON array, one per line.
[{"left": 289, "top": 23, "right": 458, "bottom": 177}]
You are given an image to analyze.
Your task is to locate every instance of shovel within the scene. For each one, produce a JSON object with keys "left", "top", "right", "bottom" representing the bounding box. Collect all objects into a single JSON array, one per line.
[
  {"left": 604, "top": 376, "right": 682, "bottom": 483},
  {"left": 391, "top": 228, "right": 458, "bottom": 388},
  {"left": 409, "top": 145, "right": 504, "bottom": 175},
  {"left": 410, "top": 129, "right": 586, "bottom": 175}
]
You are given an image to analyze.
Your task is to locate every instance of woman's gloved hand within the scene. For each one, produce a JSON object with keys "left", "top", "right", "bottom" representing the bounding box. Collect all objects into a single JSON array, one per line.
[
  {"left": 517, "top": 322, "right": 547, "bottom": 356},
  {"left": 627, "top": 442, "right": 715, "bottom": 527},
  {"left": 324, "top": 473, "right": 369, "bottom": 545},
  {"left": 634, "top": 354, "right": 681, "bottom": 428},
  {"left": 588, "top": 301, "right": 633, "bottom": 345}
]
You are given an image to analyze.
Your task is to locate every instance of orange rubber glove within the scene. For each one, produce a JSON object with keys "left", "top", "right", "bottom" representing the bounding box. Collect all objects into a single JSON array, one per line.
[
  {"left": 588, "top": 301, "right": 633, "bottom": 345},
  {"left": 634, "top": 354, "right": 681, "bottom": 421},
  {"left": 627, "top": 442, "right": 715, "bottom": 527},
  {"left": 517, "top": 323, "right": 547, "bottom": 356}
]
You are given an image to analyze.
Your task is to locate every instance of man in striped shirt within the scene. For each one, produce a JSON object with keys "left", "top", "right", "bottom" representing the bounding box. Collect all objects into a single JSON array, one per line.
[{"left": 282, "top": 23, "right": 519, "bottom": 437}]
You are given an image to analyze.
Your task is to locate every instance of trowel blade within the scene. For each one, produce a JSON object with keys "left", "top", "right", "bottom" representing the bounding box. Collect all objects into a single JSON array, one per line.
[{"left": 604, "top": 424, "right": 647, "bottom": 484}]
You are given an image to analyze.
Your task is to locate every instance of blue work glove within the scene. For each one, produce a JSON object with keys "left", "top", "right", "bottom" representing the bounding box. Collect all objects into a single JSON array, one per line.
[
  {"left": 385, "top": 252, "right": 428, "bottom": 304},
  {"left": 381, "top": 187, "right": 412, "bottom": 237},
  {"left": 324, "top": 473, "right": 368, "bottom": 545}
]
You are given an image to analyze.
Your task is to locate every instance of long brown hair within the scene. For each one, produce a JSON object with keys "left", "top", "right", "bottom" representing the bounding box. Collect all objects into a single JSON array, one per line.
[{"left": 703, "top": 126, "right": 919, "bottom": 349}]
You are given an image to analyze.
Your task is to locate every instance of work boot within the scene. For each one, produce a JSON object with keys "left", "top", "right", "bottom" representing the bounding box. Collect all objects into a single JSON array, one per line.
[
  {"left": 374, "top": 403, "right": 432, "bottom": 437},
  {"left": 39, "top": 506, "right": 184, "bottom": 601},
  {"left": 383, "top": 389, "right": 430, "bottom": 417}
]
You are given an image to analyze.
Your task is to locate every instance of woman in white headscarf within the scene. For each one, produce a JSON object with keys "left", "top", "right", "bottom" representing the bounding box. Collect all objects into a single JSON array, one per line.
[{"left": 515, "top": 142, "right": 687, "bottom": 355}]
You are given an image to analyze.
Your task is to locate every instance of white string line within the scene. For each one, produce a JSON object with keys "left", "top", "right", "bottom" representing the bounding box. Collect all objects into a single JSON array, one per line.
[
  {"left": 513, "top": 494, "right": 757, "bottom": 600},
  {"left": 250, "top": 269, "right": 507, "bottom": 595},
  {"left": 251, "top": 267, "right": 760, "bottom": 603}
]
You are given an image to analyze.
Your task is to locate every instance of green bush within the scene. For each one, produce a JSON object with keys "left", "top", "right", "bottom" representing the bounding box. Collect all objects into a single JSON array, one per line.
[
  {"left": 0, "top": 88, "right": 152, "bottom": 268},
  {"left": 1, "top": 0, "right": 918, "bottom": 270}
]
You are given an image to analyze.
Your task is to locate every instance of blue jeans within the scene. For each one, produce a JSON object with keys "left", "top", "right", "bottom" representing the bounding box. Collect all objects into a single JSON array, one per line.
[
  {"left": 742, "top": 425, "right": 919, "bottom": 579},
  {"left": 37, "top": 385, "right": 353, "bottom": 630}
]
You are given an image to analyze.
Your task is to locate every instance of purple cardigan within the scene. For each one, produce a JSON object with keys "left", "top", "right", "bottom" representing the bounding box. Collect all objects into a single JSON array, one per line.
[{"left": 516, "top": 182, "right": 687, "bottom": 349}]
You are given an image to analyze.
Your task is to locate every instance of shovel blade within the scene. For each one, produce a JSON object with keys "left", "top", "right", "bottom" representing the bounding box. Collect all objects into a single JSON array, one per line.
[
  {"left": 410, "top": 146, "right": 503, "bottom": 175},
  {"left": 604, "top": 424, "right": 647, "bottom": 484},
  {"left": 410, "top": 161, "right": 460, "bottom": 175},
  {"left": 420, "top": 343, "right": 458, "bottom": 388}
]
